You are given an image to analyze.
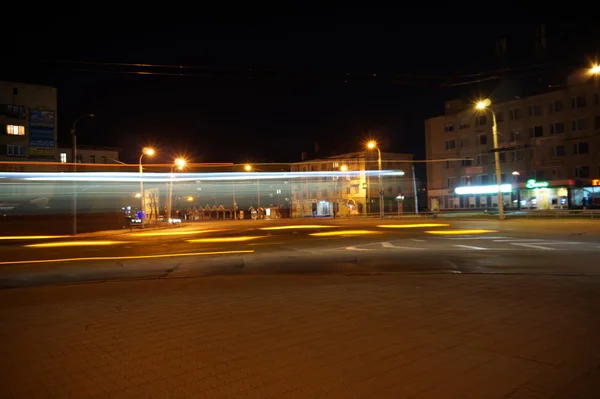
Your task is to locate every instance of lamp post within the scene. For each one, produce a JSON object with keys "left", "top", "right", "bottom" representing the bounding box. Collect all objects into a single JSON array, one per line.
[
  {"left": 167, "top": 158, "right": 186, "bottom": 222},
  {"left": 396, "top": 194, "right": 404, "bottom": 216},
  {"left": 334, "top": 164, "right": 348, "bottom": 218},
  {"left": 70, "top": 113, "right": 94, "bottom": 235},
  {"left": 476, "top": 99, "right": 505, "bottom": 220},
  {"left": 139, "top": 147, "right": 155, "bottom": 224},
  {"left": 367, "top": 140, "right": 383, "bottom": 219},
  {"left": 244, "top": 164, "right": 261, "bottom": 218}
]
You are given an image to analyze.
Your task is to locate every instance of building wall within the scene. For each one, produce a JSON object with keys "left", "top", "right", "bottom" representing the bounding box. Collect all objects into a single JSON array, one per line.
[
  {"left": 0, "top": 81, "right": 57, "bottom": 162},
  {"left": 425, "top": 78, "right": 600, "bottom": 210},
  {"left": 56, "top": 146, "right": 121, "bottom": 164},
  {"left": 291, "top": 151, "right": 415, "bottom": 217}
]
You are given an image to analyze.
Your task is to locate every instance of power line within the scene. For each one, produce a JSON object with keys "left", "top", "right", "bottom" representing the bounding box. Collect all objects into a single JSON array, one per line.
[{"left": 43, "top": 59, "right": 566, "bottom": 87}]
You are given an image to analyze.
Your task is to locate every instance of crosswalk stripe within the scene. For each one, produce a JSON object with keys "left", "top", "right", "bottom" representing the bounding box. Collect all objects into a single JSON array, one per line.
[
  {"left": 454, "top": 245, "right": 487, "bottom": 250},
  {"left": 512, "top": 243, "right": 555, "bottom": 250}
]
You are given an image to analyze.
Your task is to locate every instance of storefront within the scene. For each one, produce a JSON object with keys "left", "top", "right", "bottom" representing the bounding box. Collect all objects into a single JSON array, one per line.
[
  {"left": 518, "top": 179, "right": 568, "bottom": 210},
  {"left": 569, "top": 179, "right": 600, "bottom": 209},
  {"left": 451, "top": 184, "right": 516, "bottom": 209}
]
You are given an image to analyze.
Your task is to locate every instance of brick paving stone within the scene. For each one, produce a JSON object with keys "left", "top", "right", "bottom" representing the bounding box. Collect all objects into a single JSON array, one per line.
[{"left": 1, "top": 274, "right": 600, "bottom": 398}]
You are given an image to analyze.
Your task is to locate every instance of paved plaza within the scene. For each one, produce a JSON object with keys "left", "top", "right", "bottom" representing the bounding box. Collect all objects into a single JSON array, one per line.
[{"left": 1, "top": 273, "right": 599, "bottom": 398}]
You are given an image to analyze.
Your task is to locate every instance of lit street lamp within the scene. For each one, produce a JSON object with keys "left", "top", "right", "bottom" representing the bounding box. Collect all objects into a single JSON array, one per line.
[
  {"left": 396, "top": 194, "right": 405, "bottom": 216},
  {"left": 167, "top": 158, "right": 186, "bottom": 222},
  {"left": 139, "top": 147, "right": 155, "bottom": 224},
  {"left": 366, "top": 140, "right": 384, "bottom": 219},
  {"left": 590, "top": 65, "right": 600, "bottom": 75},
  {"left": 334, "top": 164, "right": 348, "bottom": 218},
  {"left": 70, "top": 113, "right": 94, "bottom": 235},
  {"left": 244, "top": 164, "right": 261, "bottom": 218},
  {"left": 476, "top": 99, "right": 505, "bottom": 220}
]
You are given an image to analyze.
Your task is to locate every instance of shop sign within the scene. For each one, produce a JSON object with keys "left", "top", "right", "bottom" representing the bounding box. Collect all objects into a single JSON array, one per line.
[
  {"left": 454, "top": 184, "right": 512, "bottom": 195},
  {"left": 593, "top": 179, "right": 599, "bottom": 186},
  {"left": 526, "top": 179, "right": 549, "bottom": 189}
]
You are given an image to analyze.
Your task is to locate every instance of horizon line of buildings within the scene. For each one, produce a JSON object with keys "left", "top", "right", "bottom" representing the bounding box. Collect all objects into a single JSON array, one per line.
[{"left": 3, "top": 70, "right": 600, "bottom": 217}]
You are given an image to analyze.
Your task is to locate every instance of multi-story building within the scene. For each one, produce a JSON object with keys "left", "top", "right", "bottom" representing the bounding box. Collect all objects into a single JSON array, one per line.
[
  {"left": 0, "top": 81, "right": 57, "bottom": 163},
  {"left": 291, "top": 151, "right": 415, "bottom": 217},
  {"left": 56, "top": 144, "right": 121, "bottom": 164},
  {"left": 425, "top": 73, "right": 600, "bottom": 210}
]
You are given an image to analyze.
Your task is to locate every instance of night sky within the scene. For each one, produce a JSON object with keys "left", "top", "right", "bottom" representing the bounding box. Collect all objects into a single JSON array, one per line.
[{"left": 3, "top": 13, "right": 599, "bottom": 165}]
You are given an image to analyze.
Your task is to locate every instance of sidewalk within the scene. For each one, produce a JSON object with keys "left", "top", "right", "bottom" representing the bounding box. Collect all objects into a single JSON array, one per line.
[{"left": 1, "top": 274, "right": 599, "bottom": 398}]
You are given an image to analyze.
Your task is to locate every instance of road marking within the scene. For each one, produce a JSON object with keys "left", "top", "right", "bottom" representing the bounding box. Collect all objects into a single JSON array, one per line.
[
  {"left": 346, "top": 246, "right": 371, "bottom": 251},
  {"left": 441, "top": 236, "right": 506, "bottom": 240},
  {"left": 379, "top": 242, "right": 425, "bottom": 250},
  {"left": 453, "top": 245, "right": 487, "bottom": 250},
  {"left": 410, "top": 239, "right": 425, "bottom": 242},
  {"left": 511, "top": 243, "right": 555, "bottom": 250},
  {"left": 493, "top": 239, "right": 543, "bottom": 242}
]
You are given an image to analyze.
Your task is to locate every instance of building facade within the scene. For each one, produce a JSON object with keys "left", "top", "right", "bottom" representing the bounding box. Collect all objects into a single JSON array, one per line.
[
  {"left": 425, "top": 75, "right": 600, "bottom": 211},
  {"left": 56, "top": 145, "right": 121, "bottom": 164},
  {"left": 291, "top": 151, "right": 415, "bottom": 217},
  {"left": 0, "top": 81, "right": 57, "bottom": 163}
]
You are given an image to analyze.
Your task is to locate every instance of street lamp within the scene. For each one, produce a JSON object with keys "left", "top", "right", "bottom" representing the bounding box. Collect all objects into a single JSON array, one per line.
[
  {"left": 590, "top": 65, "right": 600, "bottom": 75},
  {"left": 396, "top": 194, "right": 405, "bottom": 216},
  {"left": 244, "top": 164, "right": 261, "bottom": 218},
  {"left": 366, "top": 140, "right": 383, "bottom": 219},
  {"left": 334, "top": 164, "right": 348, "bottom": 218},
  {"left": 475, "top": 99, "right": 505, "bottom": 220},
  {"left": 167, "top": 158, "right": 186, "bottom": 222},
  {"left": 139, "top": 147, "right": 155, "bottom": 224},
  {"left": 70, "top": 113, "right": 94, "bottom": 235}
]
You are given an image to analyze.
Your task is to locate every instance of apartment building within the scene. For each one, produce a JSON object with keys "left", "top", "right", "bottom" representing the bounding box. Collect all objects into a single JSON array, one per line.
[
  {"left": 290, "top": 151, "right": 415, "bottom": 217},
  {"left": 425, "top": 74, "right": 600, "bottom": 210},
  {"left": 0, "top": 81, "right": 57, "bottom": 163}
]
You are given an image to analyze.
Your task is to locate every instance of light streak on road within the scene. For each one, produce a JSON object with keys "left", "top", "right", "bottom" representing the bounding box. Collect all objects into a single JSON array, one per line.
[
  {"left": 187, "top": 236, "right": 265, "bottom": 243},
  {"left": 130, "top": 229, "right": 223, "bottom": 237},
  {"left": 0, "top": 235, "right": 69, "bottom": 240},
  {"left": 0, "top": 250, "right": 254, "bottom": 266},
  {"left": 259, "top": 225, "right": 337, "bottom": 230},
  {"left": 25, "top": 240, "right": 129, "bottom": 248},
  {"left": 424, "top": 230, "right": 498, "bottom": 235},
  {"left": 2, "top": 170, "right": 405, "bottom": 182},
  {"left": 309, "top": 230, "right": 383, "bottom": 237},
  {"left": 377, "top": 224, "right": 450, "bottom": 229}
]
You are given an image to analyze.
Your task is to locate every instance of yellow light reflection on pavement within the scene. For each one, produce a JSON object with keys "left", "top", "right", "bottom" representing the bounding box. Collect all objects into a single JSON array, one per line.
[
  {"left": 425, "top": 230, "right": 498, "bottom": 235},
  {"left": 130, "top": 229, "right": 222, "bottom": 237},
  {"left": 260, "top": 225, "right": 336, "bottom": 230},
  {"left": 377, "top": 224, "right": 450, "bottom": 229},
  {"left": 25, "top": 240, "right": 128, "bottom": 248},
  {"left": 0, "top": 235, "right": 69, "bottom": 240},
  {"left": 0, "top": 250, "right": 254, "bottom": 266},
  {"left": 187, "top": 236, "right": 265, "bottom": 243},
  {"left": 309, "top": 230, "right": 383, "bottom": 237}
]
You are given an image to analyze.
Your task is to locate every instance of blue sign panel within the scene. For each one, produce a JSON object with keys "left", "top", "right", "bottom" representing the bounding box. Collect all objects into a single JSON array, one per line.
[{"left": 29, "top": 110, "right": 55, "bottom": 158}]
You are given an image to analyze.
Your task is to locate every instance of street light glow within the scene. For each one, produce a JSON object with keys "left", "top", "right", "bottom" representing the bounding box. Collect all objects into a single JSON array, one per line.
[
  {"left": 244, "top": 164, "right": 252, "bottom": 171},
  {"left": 174, "top": 158, "right": 186, "bottom": 168},
  {"left": 143, "top": 147, "right": 155, "bottom": 156},
  {"left": 366, "top": 140, "right": 377, "bottom": 149},
  {"left": 475, "top": 99, "right": 491, "bottom": 110},
  {"left": 340, "top": 164, "right": 348, "bottom": 171},
  {"left": 591, "top": 65, "right": 600, "bottom": 74}
]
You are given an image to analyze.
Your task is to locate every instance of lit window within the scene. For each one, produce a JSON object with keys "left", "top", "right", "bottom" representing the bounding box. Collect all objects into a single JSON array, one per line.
[
  {"left": 60, "top": 153, "right": 67, "bottom": 163},
  {"left": 6, "top": 125, "right": 25, "bottom": 135}
]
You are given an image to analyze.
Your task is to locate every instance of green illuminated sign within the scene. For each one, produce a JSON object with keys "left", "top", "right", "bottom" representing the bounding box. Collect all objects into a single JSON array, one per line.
[{"left": 526, "top": 179, "right": 549, "bottom": 189}]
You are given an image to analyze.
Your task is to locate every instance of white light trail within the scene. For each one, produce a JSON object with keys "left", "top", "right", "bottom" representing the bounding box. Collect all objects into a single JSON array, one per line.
[{"left": 0, "top": 170, "right": 405, "bottom": 182}]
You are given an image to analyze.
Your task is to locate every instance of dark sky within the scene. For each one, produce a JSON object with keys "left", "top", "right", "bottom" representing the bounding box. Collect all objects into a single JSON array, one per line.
[{"left": 3, "top": 12, "right": 599, "bottom": 164}]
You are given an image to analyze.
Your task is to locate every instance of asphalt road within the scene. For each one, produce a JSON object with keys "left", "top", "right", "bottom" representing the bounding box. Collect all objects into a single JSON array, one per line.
[{"left": 1, "top": 218, "right": 599, "bottom": 287}]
